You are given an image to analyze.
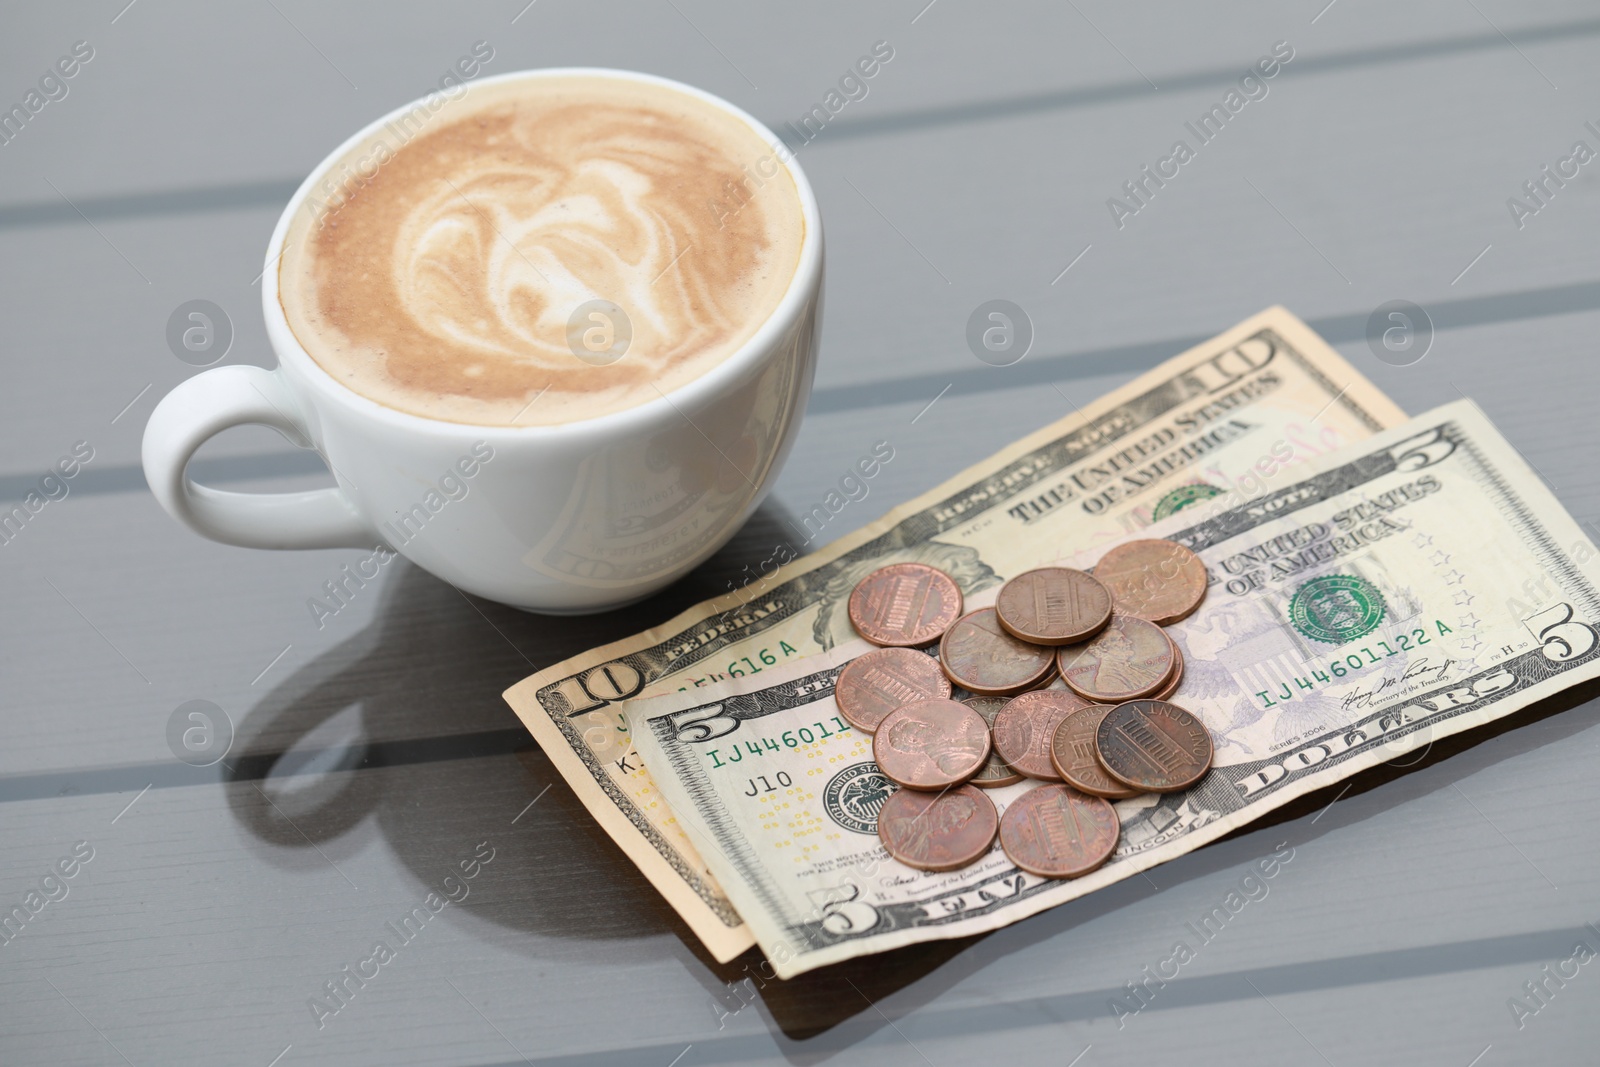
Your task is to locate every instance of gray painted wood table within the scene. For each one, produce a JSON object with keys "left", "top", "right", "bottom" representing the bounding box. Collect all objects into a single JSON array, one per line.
[{"left": 3, "top": 2, "right": 1599, "bottom": 1064}]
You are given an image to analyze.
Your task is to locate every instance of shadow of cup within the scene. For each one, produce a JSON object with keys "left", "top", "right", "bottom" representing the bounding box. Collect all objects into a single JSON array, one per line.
[{"left": 222, "top": 503, "right": 802, "bottom": 948}]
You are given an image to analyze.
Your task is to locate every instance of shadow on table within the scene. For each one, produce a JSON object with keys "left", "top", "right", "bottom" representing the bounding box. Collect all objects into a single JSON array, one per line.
[
  {"left": 219, "top": 503, "right": 799, "bottom": 939},
  {"left": 217, "top": 494, "right": 1600, "bottom": 1046}
]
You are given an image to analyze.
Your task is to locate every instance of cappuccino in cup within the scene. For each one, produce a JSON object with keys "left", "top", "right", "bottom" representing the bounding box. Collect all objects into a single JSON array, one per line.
[
  {"left": 277, "top": 75, "right": 807, "bottom": 426},
  {"left": 144, "top": 69, "right": 822, "bottom": 613}
]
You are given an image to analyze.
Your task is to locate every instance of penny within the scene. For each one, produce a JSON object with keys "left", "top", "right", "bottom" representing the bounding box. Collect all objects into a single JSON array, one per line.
[
  {"left": 991, "top": 689, "right": 1095, "bottom": 780},
  {"left": 994, "top": 567, "right": 1113, "bottom": 645},
  {"left": 960, "top": 696, "right": 1025, "bottom": 788},
  {"left": 848, "top": 563, "right": 964, "bottom": 647},
  {"left": 877, "top": 784, "right": 999, "bottom": 871},
  {"left": 998, "top": 784, "right": 1120, "bottom": 879},
  {"left": 1025, "top": 663, "right": 1060, "bottom": 692},
  {"left": 1049, "top": 705, "right": 1140, "bottom": 799},
  {"left": 1152, "top": 634, "right": 1184, "bottom": 700},
  {"left": 1057, "top": 615, "right": 1174, "bottom": 703},
  {"left": 939, "top": 608, "right": 1056, "bottom": 695},
  {"left": 1095, "top": 699, "right": 1214, "bottom": 793},
  {"left": 835, "top": 647, "right": 953, "bottom": 733},
  {"left": 872, "top": 698, "right": 991, "bottom": 790},
  {"left": 1125, "top": 631, "right": 1183, "bottom": 700},
  {"left": 1092, "top": 539, "right": 1208, "bottom": 625}
]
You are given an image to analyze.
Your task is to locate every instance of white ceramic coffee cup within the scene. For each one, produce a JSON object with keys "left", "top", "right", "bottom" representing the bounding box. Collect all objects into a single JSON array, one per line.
[{"left": 142, "top": 68, "right": 822, "bottom": 614}]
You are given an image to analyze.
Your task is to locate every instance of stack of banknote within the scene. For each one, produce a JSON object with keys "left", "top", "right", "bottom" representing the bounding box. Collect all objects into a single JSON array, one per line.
[{"left": 505, "top": 307, "right": 1600, "bottom": 977}]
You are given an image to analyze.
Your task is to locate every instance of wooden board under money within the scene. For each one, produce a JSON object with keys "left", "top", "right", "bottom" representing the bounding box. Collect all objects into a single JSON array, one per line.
[{"left": 503, "top": 306, "right": 1408, "bottom": 960}]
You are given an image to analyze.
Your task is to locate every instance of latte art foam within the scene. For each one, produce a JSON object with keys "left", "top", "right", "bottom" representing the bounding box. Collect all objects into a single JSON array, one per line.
[{"left": 279, "top": 76, "right": 805, "bottom": 425}]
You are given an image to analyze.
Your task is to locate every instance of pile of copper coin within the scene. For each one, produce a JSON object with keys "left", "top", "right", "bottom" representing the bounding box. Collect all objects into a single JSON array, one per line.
[{"left": 841, "top": 540, "right": 1216, "bottom": 880}]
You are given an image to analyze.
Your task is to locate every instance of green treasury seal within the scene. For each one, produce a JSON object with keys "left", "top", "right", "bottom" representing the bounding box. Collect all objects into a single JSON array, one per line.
[
  {"left": 1288, "top": 574, "right": 1387, "bottom": 644},
  {"left": 1153, "top": 482, "right": 1224, "bottom": 520}
]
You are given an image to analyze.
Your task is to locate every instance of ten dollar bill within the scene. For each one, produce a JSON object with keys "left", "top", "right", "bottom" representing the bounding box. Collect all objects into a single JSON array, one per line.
[{"left": 504, "top": 306, "right": 1406, "bottom": 959}]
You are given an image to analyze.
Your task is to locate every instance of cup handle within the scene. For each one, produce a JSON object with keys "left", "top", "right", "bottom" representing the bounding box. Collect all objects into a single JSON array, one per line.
[{"left": 142, "top": 365, "right": 373, "bottom": 550}]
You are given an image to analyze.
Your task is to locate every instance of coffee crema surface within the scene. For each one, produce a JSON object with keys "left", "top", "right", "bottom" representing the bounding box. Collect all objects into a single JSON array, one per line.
[{"left": 279, "top": 76, "right": 805, "bottom": 426}]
